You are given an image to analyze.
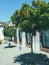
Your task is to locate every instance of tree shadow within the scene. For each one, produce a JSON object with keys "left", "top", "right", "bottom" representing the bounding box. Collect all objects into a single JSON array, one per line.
[
  {"left": 4, "top": 45, "right": 16, "bottom": 48},
  {"left": 13, "top": 53, "right": 49, "bottom": 65}
]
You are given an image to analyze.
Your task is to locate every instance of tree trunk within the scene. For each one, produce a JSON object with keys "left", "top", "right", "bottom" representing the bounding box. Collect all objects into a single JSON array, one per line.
[
  {"left": 8, "top": 38, "right": 11, "bottom": 47},
  {"left": 30, "top": 33, "right": 33, "bottom": 65},
  {"left": 0, "top": 41, "right": 1, "bottom": 45},
  {"left": 30, "top": 32, "right": 36, "bottom": 65},
  {"left": 11, "top": 37, "right": 12, "bottom": 41},
  {"left": 31, "top": 33, "right": 33, "bottom": 52}
]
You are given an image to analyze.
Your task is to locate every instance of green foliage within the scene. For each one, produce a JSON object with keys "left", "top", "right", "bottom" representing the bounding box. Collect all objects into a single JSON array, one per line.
[
  {"left": 3, "top": 26, "right": 15, "bottom": 38},
  {"left": 11, "top": 0, "right": 49, "bottom": 33}
]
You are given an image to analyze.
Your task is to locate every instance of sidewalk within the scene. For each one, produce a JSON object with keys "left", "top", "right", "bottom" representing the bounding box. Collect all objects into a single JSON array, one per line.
[
  {"left": 0, "top": 42, "right": 49, "bottom": 65},
  {"left": 0, "top": 42, "right": 31, "bottom": 65}
]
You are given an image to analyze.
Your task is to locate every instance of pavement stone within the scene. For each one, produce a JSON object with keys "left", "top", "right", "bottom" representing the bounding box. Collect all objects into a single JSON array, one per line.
[{"left": 0, "top": 41, "right": 49, "bottom": 65}]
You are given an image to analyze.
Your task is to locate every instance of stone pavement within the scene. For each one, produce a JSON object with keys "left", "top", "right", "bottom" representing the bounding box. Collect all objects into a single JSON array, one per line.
[
  {"left": 0, "top": 41, "right": 31, "bottom": 65},
  {"left": 0, "top": 41, "right": 49, "bottom": 65}
]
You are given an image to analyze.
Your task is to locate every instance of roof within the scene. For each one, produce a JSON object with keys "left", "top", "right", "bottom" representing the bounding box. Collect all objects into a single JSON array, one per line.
[
  {"left": 0, "top": 22, "right": 6, "bottom": 27},
  {"left": 0, "top": 21, "right": 14, "bottom": 27}
]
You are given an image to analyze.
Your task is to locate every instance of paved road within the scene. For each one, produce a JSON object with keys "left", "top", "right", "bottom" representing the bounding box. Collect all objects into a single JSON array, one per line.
[
  {"left": 0, "top": 41, "right": 31, "bottom": 65},
  {"left": 0, "top": 40, "right": 49, "bottom": 65}
]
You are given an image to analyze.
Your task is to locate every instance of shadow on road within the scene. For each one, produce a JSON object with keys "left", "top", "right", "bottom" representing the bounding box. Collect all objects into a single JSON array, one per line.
[
  {"left": 4, "top": 45, "right": 16, "bottom": 48},
  {"left": 13, "top": 53, "right": 49, "bottom": 65}
]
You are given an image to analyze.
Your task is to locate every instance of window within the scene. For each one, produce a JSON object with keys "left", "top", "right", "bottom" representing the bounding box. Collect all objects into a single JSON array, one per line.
[
  {"left": 26, "top": 33, "right": 31, "bottom": 44},
  {"left": 42, "top": 30, "right": 49, "bottom": 48}
]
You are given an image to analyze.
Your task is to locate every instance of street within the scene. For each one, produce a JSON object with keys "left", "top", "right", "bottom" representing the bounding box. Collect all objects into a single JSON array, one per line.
[{"left": 0, "top": 40, "right": 31, "bottom": 65}]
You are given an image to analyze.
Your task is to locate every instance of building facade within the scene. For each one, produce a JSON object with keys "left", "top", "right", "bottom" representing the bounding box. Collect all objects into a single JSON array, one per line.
[
  {"left": 0, "top": 22, "right": 5, "bottom": 40},
  {"left": 15, "top": 28, "right": 49, "bottom": 53}
]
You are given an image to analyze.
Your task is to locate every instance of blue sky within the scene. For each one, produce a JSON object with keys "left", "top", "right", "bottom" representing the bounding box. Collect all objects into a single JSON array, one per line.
[{"left": 0, "top": 0, "right": 49, "bottom": 22}]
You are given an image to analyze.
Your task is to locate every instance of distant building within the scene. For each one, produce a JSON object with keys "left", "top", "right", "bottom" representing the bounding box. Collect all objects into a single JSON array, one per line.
[
  {"left": 0, "top": 21, "right": 14, "bottom": 41},
  {"left": 0, "top": 22, "right": 5, "bottom": 40},
  {"left": 5, "top": 21, "right": 14, "bottom": 27}
]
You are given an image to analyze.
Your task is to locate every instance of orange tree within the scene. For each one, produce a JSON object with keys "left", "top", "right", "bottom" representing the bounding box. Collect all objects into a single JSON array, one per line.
[
  {"left": 11, "top": 0, "right": 49, "bottom": 64},
  {"left": 11, "top": 3, "right": 36, "bottom": 52},
  {"left": 11, "top": 1, "right": 49, "bottom": 65},
  {"left": 11, "top": 1, "right": 49, "bottom": 51}
]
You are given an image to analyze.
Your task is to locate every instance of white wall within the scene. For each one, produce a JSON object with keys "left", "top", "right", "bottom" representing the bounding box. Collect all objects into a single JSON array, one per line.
[
  {"left": 33, "top": 31, "right": 40, "bottom": 53},
  {"left": 0, "top": 27, "right": 4, "bottom": 40},
  {"left": 16, "top": 28, "right": 41, "bottom": 52},
  {"left": 22, "top": 32, "right": 26, "bottom": 47},
  {"left": 16, "top": 28, "right": 20, "bottom": 45}
]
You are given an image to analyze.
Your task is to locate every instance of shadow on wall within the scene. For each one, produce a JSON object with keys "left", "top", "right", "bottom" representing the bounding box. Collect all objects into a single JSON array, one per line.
[{"left": 13, "top": 53, "right": 49, "bottom": 65}]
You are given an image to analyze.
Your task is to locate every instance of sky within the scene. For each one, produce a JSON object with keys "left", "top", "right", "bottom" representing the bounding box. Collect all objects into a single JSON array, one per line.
[{"left": 0, "top": 0, "right": 49, "bottom": 22}]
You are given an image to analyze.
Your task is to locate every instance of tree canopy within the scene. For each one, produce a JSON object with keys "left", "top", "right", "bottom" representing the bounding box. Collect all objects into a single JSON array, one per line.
[
  {"left": 11, "top": 0, "right": 49, "bottom": 34},
  {"left": 3, "top": 26, "right": 15, "bottom": 38},
  {"left": 10, "top": 1, "right": 49, "bottom": 61}
]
